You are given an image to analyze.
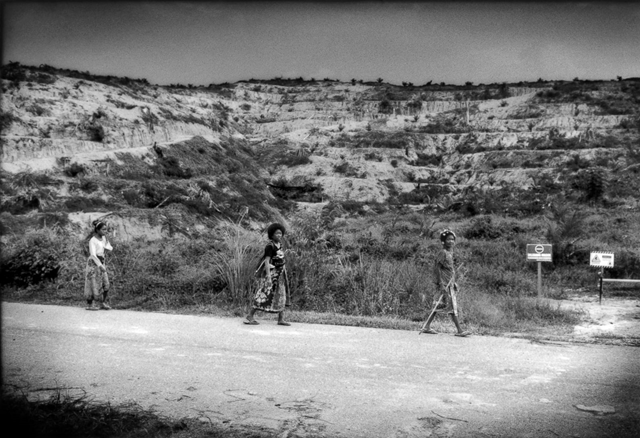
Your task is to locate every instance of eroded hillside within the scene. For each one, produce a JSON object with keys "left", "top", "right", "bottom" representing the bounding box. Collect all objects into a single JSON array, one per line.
[{"left": 1, "top": 63, "right": 639, "bottom": 238}]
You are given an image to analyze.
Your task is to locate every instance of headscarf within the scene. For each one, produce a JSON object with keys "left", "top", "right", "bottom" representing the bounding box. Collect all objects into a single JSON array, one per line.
[{"left": 439, "top": 229, "right": 456, "bottom": 243}]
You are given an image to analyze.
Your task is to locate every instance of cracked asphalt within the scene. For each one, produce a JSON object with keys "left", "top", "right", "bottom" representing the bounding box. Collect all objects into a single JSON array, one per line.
[{"left": 3, "top": 302, "right": 639, "bottom": 437}]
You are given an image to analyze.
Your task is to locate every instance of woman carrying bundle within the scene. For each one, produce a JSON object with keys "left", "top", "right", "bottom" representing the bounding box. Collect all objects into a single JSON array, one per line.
[{"left": 84, "top": 219, "right": 113, "bottom": 310}]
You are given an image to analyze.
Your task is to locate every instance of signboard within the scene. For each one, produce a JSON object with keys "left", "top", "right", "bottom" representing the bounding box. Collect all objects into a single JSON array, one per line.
[
  {"left": 590, "top": 251, "right": 614, "bottom": 268},
  {"left": 526, "top": 244, "right": 552, "bottom": 262}
]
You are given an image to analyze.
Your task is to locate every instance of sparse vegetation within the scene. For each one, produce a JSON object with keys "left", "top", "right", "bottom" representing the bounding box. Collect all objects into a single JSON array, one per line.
[{"left": 2, "top": 63, "right": 639, "bottom": 338}]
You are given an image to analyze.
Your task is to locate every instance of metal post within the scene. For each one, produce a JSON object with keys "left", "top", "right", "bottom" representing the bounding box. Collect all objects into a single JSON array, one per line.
[
  {"left": 537, "top": 261, "right": 542, "bottom": 298},
  {"left": 599, "top": 266, "right": 604, "bottom": 305}
]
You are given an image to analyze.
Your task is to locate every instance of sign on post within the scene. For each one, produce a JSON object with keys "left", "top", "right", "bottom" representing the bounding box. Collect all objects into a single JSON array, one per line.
[
  {"left": 590, "top": 252, "right": 614, "bottom": 268},
  {"left": 526, "top": 244, "right": 552, "bottom": 262},
  {"left": 527, "top": 244, "right": 552, "bottom": 297},
  {"left": 591, "top": 251, "right": 615, "bottom": 304}
]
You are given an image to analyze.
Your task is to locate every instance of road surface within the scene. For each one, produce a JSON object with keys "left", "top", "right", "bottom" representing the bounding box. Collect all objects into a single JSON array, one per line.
[{"left": 3, "top": 302, "right": 639, "bottom": 437}]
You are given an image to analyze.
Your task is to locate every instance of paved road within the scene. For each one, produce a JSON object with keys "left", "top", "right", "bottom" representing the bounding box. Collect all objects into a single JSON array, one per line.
[{"left": 3, "top": 302, "right": 639, "bottom": 437}]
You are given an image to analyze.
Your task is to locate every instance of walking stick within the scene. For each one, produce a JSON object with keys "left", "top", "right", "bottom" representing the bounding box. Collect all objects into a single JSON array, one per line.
[
  {"left": 418, "top": 263, "right": 464, "bottom": 334},
  {"left": 419, "top": 294, "right": 443, "bottom": 333}
]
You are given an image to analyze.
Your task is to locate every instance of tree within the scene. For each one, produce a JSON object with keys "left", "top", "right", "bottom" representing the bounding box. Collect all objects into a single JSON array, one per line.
[
  {"left": 377, "top": 78, "right": 383, "bottom": 84},
  {"left": 465, "top": 81, "right": 473, "bottom": 87}
]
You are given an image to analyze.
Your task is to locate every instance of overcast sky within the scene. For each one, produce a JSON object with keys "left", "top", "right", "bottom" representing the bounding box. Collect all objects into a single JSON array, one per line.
[{"left": 3, "top": 1, "right": 639, "bottom": 86}]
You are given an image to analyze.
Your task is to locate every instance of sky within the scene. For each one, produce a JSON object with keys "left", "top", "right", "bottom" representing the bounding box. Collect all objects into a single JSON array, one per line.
[{"left": 3, "top": 1, "right": 640, "bottom": 86}]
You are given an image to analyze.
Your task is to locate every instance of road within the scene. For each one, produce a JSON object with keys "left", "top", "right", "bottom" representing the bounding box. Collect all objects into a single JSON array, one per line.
[{"left": 3, "top": 302, "right": 639, "bottom": 437}]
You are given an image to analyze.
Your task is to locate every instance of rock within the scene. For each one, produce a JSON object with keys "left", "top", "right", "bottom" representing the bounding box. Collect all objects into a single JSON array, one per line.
[{"left": 574, "top": 404, "right": 615, "bottom": 415}]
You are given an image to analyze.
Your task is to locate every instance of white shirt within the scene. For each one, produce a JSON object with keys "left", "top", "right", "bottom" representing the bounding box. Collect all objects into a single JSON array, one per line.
[{"left": 89, "top": 236, "right": 113, "bottom": 267}]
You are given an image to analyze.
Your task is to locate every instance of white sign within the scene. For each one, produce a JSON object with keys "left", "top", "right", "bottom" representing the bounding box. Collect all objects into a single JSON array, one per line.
[
  {"left": 527, "top": 244, "right": 552, "bottom": 262},
  {"left": 590, "top": 251, "right": 614, "bottom": 267}
]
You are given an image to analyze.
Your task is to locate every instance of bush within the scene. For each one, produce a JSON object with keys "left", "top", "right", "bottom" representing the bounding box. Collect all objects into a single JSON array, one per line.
[
  {"left": 0, "top": 111, "right": 21, "bottom": 131},
  {"left": 86, "top": 124, "right": 105, "bottom": 142},
  {"left": 412, "top": 152, "right": 441, "bottom": 166},
  {"left": 63, "top": 163, "right": 86, "bottom": 177},
  {"left": 463, "top": 216, "right": 503, "bottom": 240},
  {"left": 333, "top": 162, "right": 359, "bottom": 176},
  {"left": 0, "top": 228, "right": 72, "bottom": 286},
  {"left": 78, "top": 179, "right": 99, "bottom": 193},
  {"left": 278, "top": 154, "right": 311, "bottom": 167},
  {"left": 0, "top": 195, "right": 40, "bottom": 214},
  {"left": 157, "top": 156, "right": 192, "bottom": 179},
  {"left": 63, "top": 196, "right": 107, "bottom": 212}
]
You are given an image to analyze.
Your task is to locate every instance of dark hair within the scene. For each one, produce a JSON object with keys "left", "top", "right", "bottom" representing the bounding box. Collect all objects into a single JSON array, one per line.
[
  {"left": 93, "top": 219, "right": 107, "bottom": 232},
  {"left": 267, "top": 223, "right": 286, "bottom": 239}
]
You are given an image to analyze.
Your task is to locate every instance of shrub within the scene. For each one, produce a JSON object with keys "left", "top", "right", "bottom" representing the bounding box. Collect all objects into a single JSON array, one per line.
[
  {"left": 412, "top": 153, "right": 441, "bottom": 166},
  {"left": 0, "top": 195, "right": 41, "bottom": 214},
  {"left": 278, "top": 154, "right": 312, "bottom": 167},
  {"left": 78, "top": 179, "right": 99, "bottom": 193},
  {"left": 157, "top": 156, "right": 192, "bottom": 179},
  {"left": 63, "top": 196, "right": 107, "bottom": 212},
  {"left": 0, "top": 111, "right": 21, "bottom": 131},
  {"left": 25, "top": 104, "right": 50, "bottom": 117},
  {"left": 86, "top": 124, "right": 105, "bottom": 142},
  {"left": 0, "top": 228, "right": 72, "bottom": 286},
  {"left": 333, "top": 162, "right": 359, "bottom": 177},
  {"left": 63, "top": 163, "right": 86, "bottom": 177},
  {"left": 390, "top": 159, "right": 398, "bottom": 168},
  {"left": 463, "top": 216, "right": 503, "bottom": 240}
]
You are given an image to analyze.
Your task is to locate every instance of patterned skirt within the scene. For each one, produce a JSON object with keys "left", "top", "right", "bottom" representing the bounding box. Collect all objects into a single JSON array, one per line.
[
  {"left": 432, "top": 283, "right": 458, "bottom": 316},
  {"left": 251, "top": 267, "right": 288, "bottom": 313},
  {"left": 84, "top": 258, "right": 110, "bottom": 301}
]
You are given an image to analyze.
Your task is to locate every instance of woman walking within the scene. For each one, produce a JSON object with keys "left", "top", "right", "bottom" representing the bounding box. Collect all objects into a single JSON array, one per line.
[
  {"left": 84, "top": 220, "right": 113, "bottom": 310},
  {"left": 245, "top": 223, "right": 291, "bottom": 326},
  {"left": 420, "top": 229, "right": 470, "bottom": 337}
]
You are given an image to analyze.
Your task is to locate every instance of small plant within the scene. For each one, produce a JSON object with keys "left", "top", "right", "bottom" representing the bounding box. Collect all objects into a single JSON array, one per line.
[
  {"left": 63, "top": 163, "right": 86, "bottom": 178},
  {"left": 278, "top": 155, "right": 312, "bottom": 167},
  {"left": 86, "top": 124, "right": 104, "bottom": 142}
]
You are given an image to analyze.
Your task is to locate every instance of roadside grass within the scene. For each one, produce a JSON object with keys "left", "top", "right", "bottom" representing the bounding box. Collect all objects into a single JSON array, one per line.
[
  {"left": 1, "top": 387, "right": 276, "bottom": 438},
  {"left": 2, "top": 207, "right": 633, "bottom": 338}
]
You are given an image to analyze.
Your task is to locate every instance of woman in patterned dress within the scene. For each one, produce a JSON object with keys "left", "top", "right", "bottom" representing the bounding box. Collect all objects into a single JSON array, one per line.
[
  {"left": 84, "top": 220, "right": 113, "bottom": 310},
  {"left": 244, "top": 223, "right": 291, "bottom": 326},
  {"left": 420, "top": 229, "right": 470, "bottom": 337}
]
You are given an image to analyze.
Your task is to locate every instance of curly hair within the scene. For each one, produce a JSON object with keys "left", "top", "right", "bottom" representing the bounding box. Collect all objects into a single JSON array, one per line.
[{"left": 267, "top": 223, "right": 286, "bottom": 240}]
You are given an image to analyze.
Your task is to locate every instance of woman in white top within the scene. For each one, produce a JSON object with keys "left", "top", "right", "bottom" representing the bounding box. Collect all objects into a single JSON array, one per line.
[{"left": 84, "top": 220, "right": 113, "bottom": 310}]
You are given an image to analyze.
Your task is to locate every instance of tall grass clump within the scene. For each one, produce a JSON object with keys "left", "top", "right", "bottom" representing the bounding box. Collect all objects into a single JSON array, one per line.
[{"left": 208, "top": 220, "right": 263, "bottom": 305}]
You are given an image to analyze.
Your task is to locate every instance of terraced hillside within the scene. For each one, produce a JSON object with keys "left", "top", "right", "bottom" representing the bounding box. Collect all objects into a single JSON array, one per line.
[{"left": 1, "top": 62, "right": 639, "bottom": 235}]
